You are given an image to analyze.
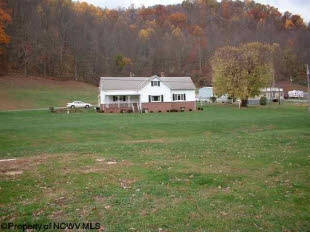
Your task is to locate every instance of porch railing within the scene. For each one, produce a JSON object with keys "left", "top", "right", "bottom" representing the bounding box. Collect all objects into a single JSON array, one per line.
[
  {"left": 105, "top": 102, "right": 138, "bottom": 109},
  {"left": 105, "top": 101, "right": 142, "bottom": 113}
]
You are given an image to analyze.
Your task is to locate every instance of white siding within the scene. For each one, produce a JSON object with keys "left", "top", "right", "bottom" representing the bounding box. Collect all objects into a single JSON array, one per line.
[
  {"left": 140, "top": 78, "right": 171, "bottom": 103},
  {"left": 105, "top": 95, "right": 139, "bottom": 103},
  {"left": 100, "top": 92, "right": 105, "bottom": 104},
  {"left": 171, "top": 90, "right": 196, "bottom": 102},
  {"left": 99, "top": 77, "right": 196, "bottom": 104},
  {"left": 100, "top": 90, "right": 139, "bottom": 104}
]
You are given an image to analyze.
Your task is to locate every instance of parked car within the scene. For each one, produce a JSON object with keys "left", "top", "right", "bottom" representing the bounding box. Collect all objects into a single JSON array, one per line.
[{"left": 66, "top": 101, "right": 92, "bottom": 108}]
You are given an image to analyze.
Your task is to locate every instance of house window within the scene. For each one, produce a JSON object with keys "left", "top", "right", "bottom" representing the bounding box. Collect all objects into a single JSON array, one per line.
[
  {"left": 151, "top": 81, "right": 160, "bottom": 87},
  {"left": 149, "top": 95, "right": 164, "bottom": 102},
  {"left": 173, "top": 94, "right": 186, "bottom": 101},
  {"left": 152, "top": 96, "right": 160, "bottom": 102},
  {"left": 113, "top": 96, "right": 126, "bottom": 101}
]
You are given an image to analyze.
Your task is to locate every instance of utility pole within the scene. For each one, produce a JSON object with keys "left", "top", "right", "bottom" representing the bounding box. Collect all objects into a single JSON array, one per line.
[
  {"left": 269, "top": 70, "right": 274, "bottom": 105},
  {"left": 307, "top": 64, "right": 310, "bottom": 113},
  {"left": 274, "top": 70, "right": 280, "bottom": 105}
]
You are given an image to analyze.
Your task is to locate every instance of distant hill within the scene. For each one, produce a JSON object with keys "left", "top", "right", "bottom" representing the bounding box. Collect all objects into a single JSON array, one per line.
[
  {"left": 0, "top": 75, "right": 97, "bottom": 110},
  {"left": 1, "top": 0, "right": 309, "bottom": 86}
]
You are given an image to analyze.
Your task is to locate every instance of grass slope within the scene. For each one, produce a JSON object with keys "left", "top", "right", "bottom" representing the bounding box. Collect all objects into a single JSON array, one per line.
[
  {"left": 0, "top": 104, "right": 309, "bottom": 231},
  {"left": 0, "top": 75, "right": 97, "bottom": 110}
]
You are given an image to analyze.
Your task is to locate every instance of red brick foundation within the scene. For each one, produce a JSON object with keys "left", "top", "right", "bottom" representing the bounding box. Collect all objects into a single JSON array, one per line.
[
  {"left": 142, "top": 102, "right": 196, "bottom": 112},
  {"left": 100, "top": 104, "right": 132, "bottom": 113},
  {"left": 101, "top": 102, "right": 196, "bottom": 113},
  {"left": 171, "top": 102, "right": 196, "bottom": 112}
]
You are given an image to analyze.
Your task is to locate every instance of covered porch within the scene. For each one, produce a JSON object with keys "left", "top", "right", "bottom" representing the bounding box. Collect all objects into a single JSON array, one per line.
[{"left": 103, "top": 94, "right": 142, "bottom": 113}]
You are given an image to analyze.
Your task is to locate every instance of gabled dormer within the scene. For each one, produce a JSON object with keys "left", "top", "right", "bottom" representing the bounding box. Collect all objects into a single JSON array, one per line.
[{"left": 138, "top": 75, "right": 172, "bottom": 90}]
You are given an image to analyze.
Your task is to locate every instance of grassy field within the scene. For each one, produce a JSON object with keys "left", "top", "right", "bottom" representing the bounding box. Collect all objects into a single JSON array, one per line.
[
  {"left": 0, "top": 104, "right": 309, "bottom": 231},
  {"left": 0, "top": 75, "right": 97, "bottom": 110}
]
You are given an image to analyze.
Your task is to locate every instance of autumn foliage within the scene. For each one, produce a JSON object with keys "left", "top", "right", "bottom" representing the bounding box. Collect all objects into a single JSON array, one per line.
[
  {"left": 211, "top": 42, "right": 278, "bottom": 106},
  {"left": 1, "top": 0, "right": 309, "bottom": 85},
  {"left": 0, "top": 1, "right": 11, "bottom": 54}
]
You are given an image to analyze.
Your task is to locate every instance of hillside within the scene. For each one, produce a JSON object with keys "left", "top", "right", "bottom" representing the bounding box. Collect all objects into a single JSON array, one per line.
[
  {"left": 1, "top": 0, "right": 309, "bottom": 86},
  {"left": 0, "top": 75, "right": 98, "bottom": 110}
]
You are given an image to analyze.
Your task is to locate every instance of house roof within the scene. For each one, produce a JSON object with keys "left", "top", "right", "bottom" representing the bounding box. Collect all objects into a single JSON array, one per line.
[
  {"left": 160, "top": 77, "right": 196, "bottom": 90},
  {"left": 100, "top": 76, "right": 195, "bottom": 91},
  {"left": 100, "top": 77, "right": 147, "bottom": 90}
]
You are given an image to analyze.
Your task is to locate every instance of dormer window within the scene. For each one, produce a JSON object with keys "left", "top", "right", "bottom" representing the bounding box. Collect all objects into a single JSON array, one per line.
[{"left": 151, "top": 81, "right": 160, "bottom": 87}]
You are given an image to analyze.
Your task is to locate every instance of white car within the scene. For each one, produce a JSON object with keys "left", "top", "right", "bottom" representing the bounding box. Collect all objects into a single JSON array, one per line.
[{"left": 66, "top": 101, "right": 92, "bottom": 108}]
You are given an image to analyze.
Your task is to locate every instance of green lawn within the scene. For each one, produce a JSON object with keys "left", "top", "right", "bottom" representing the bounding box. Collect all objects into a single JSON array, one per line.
[
  {"left": 0, "top": 76, "right": 97, "bottom": 110},
  {"left": 0, "top": 104, "right": 309, "bottom": 231}
]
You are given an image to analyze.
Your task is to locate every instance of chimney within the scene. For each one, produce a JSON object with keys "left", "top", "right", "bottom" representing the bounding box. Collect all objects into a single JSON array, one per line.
[{"left": 160, "top": 72, "right": 165, "bottom": 77}]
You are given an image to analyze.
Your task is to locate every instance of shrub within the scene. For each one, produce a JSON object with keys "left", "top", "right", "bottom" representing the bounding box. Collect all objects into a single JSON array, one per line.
[
  {"left": 210, "top": 96, "right": 216, "bottom": 103},
  {"left": 127, "top": 109, "right": 133, "bottom": 113},
  {"left": 49, "top": 107, "right": 56, "bottom": 113},
  {"left": 189, "top": 109, "right": 192, "bottom": 111},
  {"left": 260, "top": 96, "right": 267, "bottom": 105},
  {"left": 158, "top": 110, "right": 162, "bottom": 113}
]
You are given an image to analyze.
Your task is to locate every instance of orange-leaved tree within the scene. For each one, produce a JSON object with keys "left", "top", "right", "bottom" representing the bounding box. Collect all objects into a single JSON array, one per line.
[{"left": 0, "top": 1, "right": 12, "bottom": 54}]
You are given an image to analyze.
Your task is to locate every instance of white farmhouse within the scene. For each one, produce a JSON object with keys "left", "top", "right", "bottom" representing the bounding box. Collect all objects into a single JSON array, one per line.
[
  {"left": 98, "top": 75, "right": 196, "bottom": 113},
  {"left": 260, "top": 87, "right": 284, "bottom": 100}
]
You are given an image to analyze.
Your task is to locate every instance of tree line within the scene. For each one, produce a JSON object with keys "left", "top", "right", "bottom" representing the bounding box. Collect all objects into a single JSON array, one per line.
[{"left": 0, "top": 0, "right": 309, "bottom": 86}]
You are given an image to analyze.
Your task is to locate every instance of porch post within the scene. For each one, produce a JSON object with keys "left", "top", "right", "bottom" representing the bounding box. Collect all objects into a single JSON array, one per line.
[
  {"left": 128, "top": 96, "right": 131, "bottom": 107},
  {"left": 118, "top": 96, "right": 120, "bottom": 108},
  {"left": 139, "top": 95, "right": 141, "bottom": 112}
]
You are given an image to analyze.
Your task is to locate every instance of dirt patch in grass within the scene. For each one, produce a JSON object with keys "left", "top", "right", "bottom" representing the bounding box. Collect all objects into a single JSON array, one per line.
[
  {"left": 82, "top": 159, "right": 133, "bottom": 174},
  {"left": 0, "top": 153, "right": 115, "bottom": 177},
  {"left": 203, "top": 131, "right": 213, "bottom": 136},
  {"left": 124, "top": 139, "right": 164, "bottom": 144},
  {"left": 0, "top": 153, "right": 133, "bottom": 178},
  {"left": 240, "top": 124, "right": 277, "bottom": 134},
  {"left": 0, "top": 154, "right": 53, "bottom": 176}
]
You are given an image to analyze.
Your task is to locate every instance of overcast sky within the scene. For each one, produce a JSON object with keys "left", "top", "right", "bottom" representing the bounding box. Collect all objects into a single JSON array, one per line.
[{"left": 74, "top": 0, "right": 310, "bottom": 23}]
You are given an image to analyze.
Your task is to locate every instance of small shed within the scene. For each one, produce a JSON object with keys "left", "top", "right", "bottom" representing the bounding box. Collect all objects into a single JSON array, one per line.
[{"left": 198, "top": 87, "right": 213, "bottom": 101}]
